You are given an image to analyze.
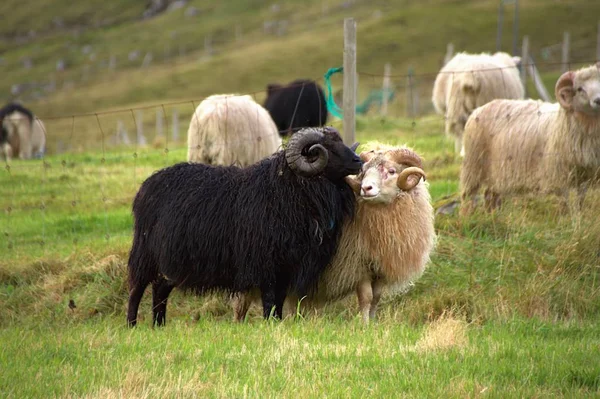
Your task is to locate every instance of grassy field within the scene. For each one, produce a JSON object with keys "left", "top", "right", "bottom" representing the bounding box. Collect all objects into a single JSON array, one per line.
[
  {"left": 1, "top": 116, "right": 600, "bottom": 397},
  {"left": 2, "top": 0, "right": 600, "bottom": 397}
]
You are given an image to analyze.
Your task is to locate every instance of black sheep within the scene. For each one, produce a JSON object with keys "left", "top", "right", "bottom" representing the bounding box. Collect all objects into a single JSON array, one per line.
[
  {"left": 263, "top": 79, "right": 328, "bottom": 137},
  {"left": 127, "top": 127, "right": 362, "bottom": 327},
  {"left": 0, "top": 102, "right": 34, "bottom": 145}
]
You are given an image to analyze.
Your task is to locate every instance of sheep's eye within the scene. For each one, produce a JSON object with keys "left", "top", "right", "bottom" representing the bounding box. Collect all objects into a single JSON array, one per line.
[
  {"left": 577, "top": 87, "right": 584, "bottom": 93},
  {"left": 388, "top": 168, "right": 396, "bottom": 175}
]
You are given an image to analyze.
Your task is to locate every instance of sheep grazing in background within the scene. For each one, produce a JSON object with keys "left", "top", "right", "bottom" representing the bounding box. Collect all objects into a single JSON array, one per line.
[
  {"left": 233, "top": 145, "right": 436, "bottom": 323},
  {"left": 127, "top": 127, "right": 362, "bottom": 327},
  {"left": 431, "top": 51, "right": 524, "bottom": 156},
  {"left": 187, "top": 94, "right": 282, "bottom": 166},
  {"left": 0, "top": 102, "right": 46, "bottom": 161},
  {"left": 263, "top": 79, "right": 328, "bottom": 137},
  {"left": 460, "top": 63, "right": 600, "bottom": 214}
]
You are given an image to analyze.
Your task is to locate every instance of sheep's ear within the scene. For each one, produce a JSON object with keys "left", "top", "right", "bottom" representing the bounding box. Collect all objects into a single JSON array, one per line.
[
  {"left": 359, "top": 150, "right": 375, "bottom": 163},
  {"left": 266, "top": 83, "right": 282, "bottom": 96},
  {"left": 555, "top": 71, "right": 575, "bottom": 110},
  {"left": 461, "top": 73, "right": 480, "bottom": 94}
]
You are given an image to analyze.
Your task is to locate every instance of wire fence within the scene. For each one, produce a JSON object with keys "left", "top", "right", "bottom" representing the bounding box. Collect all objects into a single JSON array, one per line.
[{"left": 1, "top": 58, "right": 600, "bottom": 256}]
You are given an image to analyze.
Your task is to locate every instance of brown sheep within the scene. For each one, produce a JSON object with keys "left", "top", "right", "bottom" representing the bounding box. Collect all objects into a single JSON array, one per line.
[{"left": 233, "top": 145, "right": 436, "bottom": 323}]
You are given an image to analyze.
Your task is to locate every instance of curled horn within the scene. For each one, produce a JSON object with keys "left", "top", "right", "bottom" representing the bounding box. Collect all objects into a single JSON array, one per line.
[
  {"left": 555, "top": 71, "right": 575, "bottom": 111},
  {"left": 344, "top": 176, "right": 361, "bottom": 194},
  {"left": 387, "top": 148, "right": 423, "bottom": 168},
  {"left": 397, "top": 167, "right": 427, "bottom": 191},
  {"left": 285, "top": 128, "right": 329, "bottom": 177},
  {"left": 359, "top": 150, "right": 376, "bottom": 163}
]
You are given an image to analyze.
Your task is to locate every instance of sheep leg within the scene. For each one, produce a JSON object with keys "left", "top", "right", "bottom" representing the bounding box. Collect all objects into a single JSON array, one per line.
[
  {"left": 127, "top": 282, "right": 149, "bottom": 327},
  {"left": 261, "top": 283, "right": 287, "bottom": 320},
  {"left": 556, "top": 188, "right": 570, "bottom": 214},
  {"left": 577, "top": 182, "right": 589, "bottom": 211},
  {"left": 152, "top": 278, "right": 175, "bottom": 327},
  {"left": 460, "top": 184, "right": 480, "bottom": 216},
  {"left": 2, "top": 143, "right": 12, "bottom": 162},
  {"left": 232, "top": 291, "right": 253, "bottom": 323},
  {"left": 368, "top": 279, "right": 385, "bottom": 320},
  {"left": 454, "top": 136, "right": 462, "bottom": 156},
  {"left": 484, "top": 188, "right": 501, "bottom": 212},
  {"left": 357, "top": 279, "right": 373, "bottom": 324}
]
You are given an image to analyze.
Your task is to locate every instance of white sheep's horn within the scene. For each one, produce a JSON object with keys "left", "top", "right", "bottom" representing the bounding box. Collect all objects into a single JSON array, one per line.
[
  {"left": 344, "top": 176, "right": 361, "bottom": 194},
  {"left": 397, "top": 167, "right": 426, "bottom": 191}
]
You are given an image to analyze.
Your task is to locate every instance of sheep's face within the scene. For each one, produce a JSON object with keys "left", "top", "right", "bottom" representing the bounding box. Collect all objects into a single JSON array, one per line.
[
  {"left": 557, "top": 65, "right": 600, "bottom": 115},
  {"left": 320, "top": 129, "right": 363, "bottom": 180},
  {"left": 360, "top": 157, "right": 406, "bottom": 203},
  {"left": 446, "top": 78, "right": 478, "bottom": 137},
  {"left": 358, "top": 149, "right": 425, "bottom": 204},
  {"left": 285, "top": 127, "right": 362, "bottom": 179}
]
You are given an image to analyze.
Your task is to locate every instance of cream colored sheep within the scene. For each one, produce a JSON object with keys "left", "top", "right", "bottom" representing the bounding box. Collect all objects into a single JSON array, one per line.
[
  {"left": 460, "top": 63, "right": 600, "bottom": 214},
  {"left": 432, "top": 52, "right": 524, "bottom": 156},
  {"left": 233, "top": 145, "right": 436, "bottom": 323},
  {"left": 1, "top": 111, "right": 46, "bottom": 161},
  {"left": 187, "top": 94, "right": 282, "bottom": 166}
]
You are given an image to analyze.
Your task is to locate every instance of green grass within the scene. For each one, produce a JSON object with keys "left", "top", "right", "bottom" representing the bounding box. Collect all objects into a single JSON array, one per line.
[
  {"left": 1, "top": 116, "right": 600, "bottom": 396},
  {"left": 1, "top": 317, "right": 599, "bottom": 398},
  {"left": 2, "top": 0, "right": 600, "bottom": 396}
]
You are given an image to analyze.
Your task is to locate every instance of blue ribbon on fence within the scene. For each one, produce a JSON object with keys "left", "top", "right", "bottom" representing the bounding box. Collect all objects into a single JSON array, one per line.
[{"left": 324, "top": 67, "right": 344, "bottom": 119}]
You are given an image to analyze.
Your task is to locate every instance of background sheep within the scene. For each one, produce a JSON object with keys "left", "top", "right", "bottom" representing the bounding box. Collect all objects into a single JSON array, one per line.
[
  {"left": 127, "top": 127, "right": 362, "bottom": 327},
  {"left": 233, "top": 144, "right": 436, "bottom": 323},
  {"left": 431, "top": 52, "right": 524, "bottom": 155},
  {"left": 263, "top": 79, "right": 328, "bottom": 137},
  {"left": 0, "top": 102, "right": 46, "bottom": 161},
  {"left": 187, "top": 94, "right": 282, "bottom": 166},
  {"left": 460, "top": 63, "right": 600, "bottom": 214}
]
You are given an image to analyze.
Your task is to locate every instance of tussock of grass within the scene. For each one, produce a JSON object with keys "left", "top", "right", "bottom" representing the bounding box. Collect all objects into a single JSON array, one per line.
[{"left": 413, "top": 313, "right": 468, "bottom": 353}]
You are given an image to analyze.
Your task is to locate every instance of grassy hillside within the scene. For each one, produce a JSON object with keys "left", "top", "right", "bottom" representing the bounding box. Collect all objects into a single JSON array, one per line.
[
  {"left": 2, "top": 1, "right": 600, "bottom": 397},
  {"left": 2, "top": 117, "right": 600, "bottom": 396},
  {"left": 2, "top": 0, "right": 599, "bottom": 120},
  {"left": 2, "top": 0, "right": 599, "bottom": 155}
]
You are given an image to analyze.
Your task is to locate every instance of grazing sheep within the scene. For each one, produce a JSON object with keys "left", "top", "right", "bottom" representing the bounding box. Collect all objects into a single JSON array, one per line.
[
  {"left": 187, "top": 94, "right": 282, "bottom": 166},
  {"left": 263, "top": 79, "right": 328, "bottom": 137},
  {"left": 431, "top": 52, "right": 524, "bottom": 155},
  {"left": 233, "top": 145, "right": 436, "bottom": 323},
  {"left": 127, "top": 127, "right": 362, "bottom": 327},
  {"left": 460, "top": 63, "right": 600, "bottom": 214},
  {"left": 0, "top": 103, "right": 46, "bottom": 161}
]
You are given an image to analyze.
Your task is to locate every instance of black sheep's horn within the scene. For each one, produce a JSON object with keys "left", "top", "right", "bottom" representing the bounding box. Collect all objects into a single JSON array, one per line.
[
  {"left": 350, "top": 142, "right": 360, "bottom": 152},
  {"left": 286, "top": 128, "right": 329, "bottom": 177}
]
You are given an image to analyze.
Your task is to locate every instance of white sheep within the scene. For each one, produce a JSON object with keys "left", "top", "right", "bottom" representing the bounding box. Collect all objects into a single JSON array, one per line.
[
  {"left": 1, "top": 103, "right": 46, "bottom": 161},
  {"left": 460, "top": 63, "right": 600, "bottom": 214},
  {"left": 432, "top": 51, "right": 524, "bottom": 156},
  {"left": 233, "top": 144, "right": 436, "bottom": 323},
  {"left": 187, "top": 94, "right": 282, "bottom": 166}
]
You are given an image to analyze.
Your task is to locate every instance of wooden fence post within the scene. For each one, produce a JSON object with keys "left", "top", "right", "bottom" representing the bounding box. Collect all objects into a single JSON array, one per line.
[
  {"left": 444, "top": 43, "right": 454, "bottom": 65},
  {"left": 343, "top": 18, "right": 357, "bottom": 145},
  {"left": 406, "top": 68, "right": 417, "bottom": 118},
  {"left": 156, "top": 109, "right": 164, "bottom": 138},
  {"left": 521, "top": 35, "right": 529, "bottom": 97},
  {"left": 381, "top": 63, "right": 391, "bottom": 117},
  {"left": 597, "top": 21, "right": 600, "bottom": 62},
  {"left": 172, "top": 109, "right": 179, "bottom": 142},
  {"left": 136, "top": 110, "right": 146, "bottom": 146},
  {"left": 204, "top": 35, "right": 213, "bottom": 58},
  {"left": 561, "top": 31, "right": 570, "bottom": 73}
]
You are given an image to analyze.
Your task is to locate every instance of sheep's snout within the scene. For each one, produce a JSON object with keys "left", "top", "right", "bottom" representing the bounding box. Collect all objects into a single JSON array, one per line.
[
  {"left": 361, "top": 182, "right": 380, "bottom": 198},
  {"left": 592, "top": 97, "right": 600, "bottom": 108}
]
